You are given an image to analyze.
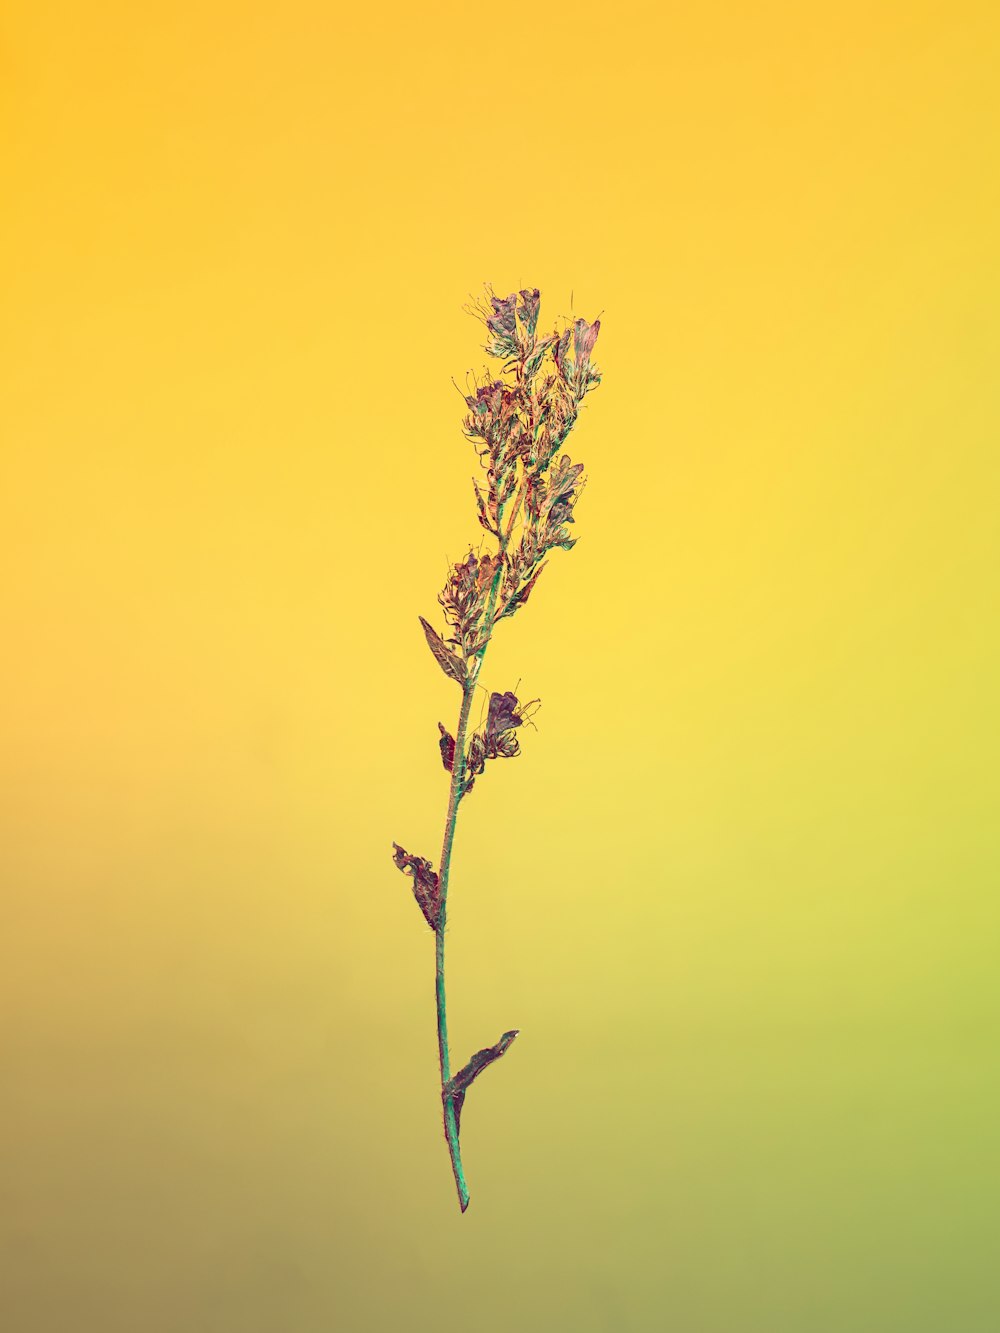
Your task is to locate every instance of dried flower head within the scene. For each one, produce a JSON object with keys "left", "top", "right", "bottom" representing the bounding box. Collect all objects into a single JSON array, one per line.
[
  {"left": 460, "top": 690, "right": 540, "bottom": 795},
  {"left": 555, "top": 317, "right": 602, "bottom": 399}
]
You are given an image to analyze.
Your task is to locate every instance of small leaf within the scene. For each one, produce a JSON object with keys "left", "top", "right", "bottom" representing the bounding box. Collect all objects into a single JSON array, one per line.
[
  {"left": 473, "top": 482, "right": 495, "bottom": 534},
  {"left": 419, "top": 616, "right": 466, "bottom": 686},
  {"left": 391, "top": 842, "right": 441, "bottom": 930},
  {"left": 499, "top": 467, "right": 518, "bottom": 505},
  {"left": 438, "top": 722, "right": 456, "bottom": 773},
  {"left": 443, "top": 1029, "right": 519, "bottom": 1135},
  {"left": 503, "top": 561, "right": 547, "bottom": 618}
]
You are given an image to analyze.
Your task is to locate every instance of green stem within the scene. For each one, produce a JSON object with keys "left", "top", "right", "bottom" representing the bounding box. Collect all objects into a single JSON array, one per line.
[
  {"left": 435, "top": 677, "right": 477, "bottom": 1212},
  {"left": 434, "top": 488, "right": 523, "bottom": 1213}
]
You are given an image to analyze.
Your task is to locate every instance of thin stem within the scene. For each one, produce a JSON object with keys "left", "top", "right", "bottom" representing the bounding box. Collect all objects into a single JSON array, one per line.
[
  {"left": 434, "top": 486, "right": 523, "bottom": 1213},
  {"left": 435, "top": 677, "right": 476, "bottom": 1211}
]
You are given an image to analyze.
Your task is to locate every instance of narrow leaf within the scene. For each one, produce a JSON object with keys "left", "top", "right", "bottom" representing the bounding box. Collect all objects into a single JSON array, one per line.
[
  {"left": 473, "top": 482, "right": 495, "bottom": 534},
  {"left": 443, "top": 1029, "right": 519, "bottom": 1135},
  {"left": 503, "top": 561, "right": 547, "bottom": 618},
  {"left": 419, "top": 616, "right": 466, "bottom": 686}
]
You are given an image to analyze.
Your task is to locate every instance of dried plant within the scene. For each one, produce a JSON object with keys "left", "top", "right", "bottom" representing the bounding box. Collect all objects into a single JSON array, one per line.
[{"left": 392, "top": 285, "right": 602, "bottom": 1211}]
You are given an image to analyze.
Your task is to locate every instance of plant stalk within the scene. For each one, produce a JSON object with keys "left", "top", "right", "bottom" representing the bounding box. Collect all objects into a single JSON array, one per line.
[
  {"left": 434, "top": 496, "right": 520, "bottom": 1212},
  {"left": 434, "top": 676, "right": 477, "bottom": 1211}
]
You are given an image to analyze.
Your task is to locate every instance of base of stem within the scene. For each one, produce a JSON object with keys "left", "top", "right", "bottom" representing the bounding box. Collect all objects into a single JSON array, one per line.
[{"left": 443, "top": 1096, "right": 470, "bottom": 1212}]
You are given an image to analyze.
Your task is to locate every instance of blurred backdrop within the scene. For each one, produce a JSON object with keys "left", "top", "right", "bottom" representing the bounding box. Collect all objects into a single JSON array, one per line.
[{"left": 2, "top": 2, "right": 999, "bottom": 1330}]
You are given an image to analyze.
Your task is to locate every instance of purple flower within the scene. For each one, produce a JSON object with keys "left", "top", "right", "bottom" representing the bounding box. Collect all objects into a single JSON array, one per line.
[
  {"left": 573, "top": 317, "right": 600, "bottom": 368},
  {"left": 486, "top": 690, "right": 524, "bottom": 738},
  {"left": 486, "top": 292, "right": 518, "bottom": 337},
  {"left": 554, "top": 317, "right": 601, "bottom": 397},
  {"left": 462, "top": 381, "right": 519, "bottom": 449},
  {"left": 518, "top": 288, "right": 540, "bottom": 336}
]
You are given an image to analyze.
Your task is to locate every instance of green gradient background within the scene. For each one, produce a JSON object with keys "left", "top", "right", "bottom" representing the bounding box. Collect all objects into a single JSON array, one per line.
[{"left": 3, "top": 2, "right": 999, "bottom": 1330}]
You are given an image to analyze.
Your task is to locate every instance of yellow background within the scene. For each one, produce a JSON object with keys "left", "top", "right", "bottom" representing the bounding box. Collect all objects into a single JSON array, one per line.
[{"left": 3, "top": 2, "right": 999, "bottom": 1329}]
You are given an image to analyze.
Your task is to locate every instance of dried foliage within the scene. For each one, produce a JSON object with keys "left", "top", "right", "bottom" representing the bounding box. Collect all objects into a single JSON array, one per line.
[
  {"left": 442, "top": 1030, "right": 520, "bottom": 1135},
  {"left": 391, "top": 284, "right": 603, "bottom": 1211},
  {"left": 391, "top": 843, "right": 441, "bottom": 931}
]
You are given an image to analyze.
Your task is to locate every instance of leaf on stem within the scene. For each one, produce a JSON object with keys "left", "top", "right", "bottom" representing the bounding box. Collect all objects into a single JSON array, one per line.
[
  {"left": 443, "top": 1029, "right": 519, "bottom": 1135},
  {"left": 473, "top": 482, "right": 496, "bottom": 535},
  {"left": 438, "top": 722, "right": 456, "bottom": 773},
  {"left": 391, "top": 842, "right": 441, "bottom": 930},
  {"left": 501, "top": 561, "right": 547, "bottom": 619},
  {"left": 419, "top": 616, "right": 466, "bottom": 686}
]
